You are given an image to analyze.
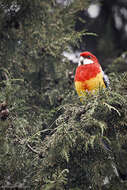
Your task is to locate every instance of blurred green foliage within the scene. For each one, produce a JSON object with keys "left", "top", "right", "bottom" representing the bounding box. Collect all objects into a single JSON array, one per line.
[
  {"left": 35, "top": 73, "right": 127, "bottom": 190},
  {"left": 107, "top": 52, "right": 127, "bottom": 73}
]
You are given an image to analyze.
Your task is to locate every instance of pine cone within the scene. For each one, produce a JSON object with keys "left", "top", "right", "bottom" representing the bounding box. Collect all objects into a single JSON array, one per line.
[
  {"left": 0, "top": 101, "right": 9, "bottom": 120},
  {"left": 0, "top": 101, "right": 7, "bottom": 111},
  {"left": 0, "top": 109, "right": 9, "bottom": 120}
]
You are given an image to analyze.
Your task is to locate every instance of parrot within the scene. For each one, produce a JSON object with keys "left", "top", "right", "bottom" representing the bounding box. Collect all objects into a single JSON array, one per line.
[{"left": 74, "top": 51, "right": 109, "bottom": 98}]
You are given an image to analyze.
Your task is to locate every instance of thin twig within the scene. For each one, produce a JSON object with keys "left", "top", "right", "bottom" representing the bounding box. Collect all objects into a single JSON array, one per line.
[{"left": 26, "top": 143, "right": 40, "bottom": 154}]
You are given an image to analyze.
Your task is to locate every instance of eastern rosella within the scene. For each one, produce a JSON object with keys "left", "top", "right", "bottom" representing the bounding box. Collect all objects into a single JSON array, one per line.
[{"left": 74, "top": 51, "right": 109, "bottom": 98}]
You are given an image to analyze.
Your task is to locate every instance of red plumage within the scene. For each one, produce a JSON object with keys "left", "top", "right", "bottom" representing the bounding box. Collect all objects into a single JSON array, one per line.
[{"left": 74, "top": 64, "right": 101, "bottom": 82}]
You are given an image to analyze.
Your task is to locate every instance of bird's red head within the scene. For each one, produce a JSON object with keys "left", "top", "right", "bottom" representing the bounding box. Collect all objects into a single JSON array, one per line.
[
  {"left": 75, "top": 51, "right": 101, "bottom": 82},
  {"left": 80, "top": 51, "right": 99, "bottom": 64}
]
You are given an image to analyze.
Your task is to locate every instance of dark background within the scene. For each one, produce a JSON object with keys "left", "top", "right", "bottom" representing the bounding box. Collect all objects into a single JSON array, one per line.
[{"left": 75, "top": 0, "right": 127, "bottom": 68}]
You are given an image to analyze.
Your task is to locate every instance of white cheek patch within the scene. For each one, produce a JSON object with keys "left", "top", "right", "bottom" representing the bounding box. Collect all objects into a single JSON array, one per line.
[
  {"left": 83, "top": 58, "right": 94, "bottom": 65},
  {"left": 78, "top": 57, "right": 94, "bottom": 66}
]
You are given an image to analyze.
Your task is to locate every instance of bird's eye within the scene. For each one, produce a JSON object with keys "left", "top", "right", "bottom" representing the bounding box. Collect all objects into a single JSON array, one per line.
[
  {"left": 80, "top": 60, "right": 84, "bottom": 65},
  {"left": 78, "top": 56, "right": 84, "bottom": 66},
  {"left": 87, "top": 55, "right": 91, "bottom": 58}
]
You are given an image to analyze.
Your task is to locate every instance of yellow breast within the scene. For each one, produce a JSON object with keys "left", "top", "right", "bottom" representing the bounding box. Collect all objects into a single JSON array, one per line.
[{"left": 75, "top": 72, "right": 106, "bottom": 97}]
